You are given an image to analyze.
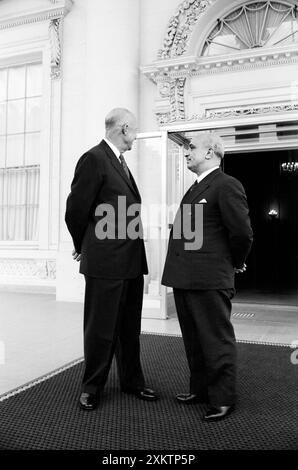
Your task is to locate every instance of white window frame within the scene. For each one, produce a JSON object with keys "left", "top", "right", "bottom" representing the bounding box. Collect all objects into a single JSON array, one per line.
[{"left": 0, "top": 1, "right": 72, "bottom": 253}]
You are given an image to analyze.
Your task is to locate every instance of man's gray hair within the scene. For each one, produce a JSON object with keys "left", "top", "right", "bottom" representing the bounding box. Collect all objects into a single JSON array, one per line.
[
  {"left": 197, "top": 132, "right": 225, "bottom": 159},
  {"left": 105, "top": 108, "right": 134, "bottom": 131}
]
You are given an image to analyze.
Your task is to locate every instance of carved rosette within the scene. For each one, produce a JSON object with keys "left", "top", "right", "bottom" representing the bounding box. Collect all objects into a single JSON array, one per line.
[
  {"left": 49, "top": 18, "right": 62, "bottom": 79},
  {"left": 158, "top": 0, "right": 215, "bottom": 59},
  {"left": 156, "top": 112, "right": 171, "bottom": 126}
]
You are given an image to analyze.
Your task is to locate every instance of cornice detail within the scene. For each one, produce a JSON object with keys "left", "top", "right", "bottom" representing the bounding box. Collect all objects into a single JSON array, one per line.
[
  {"left": 158, "top": 0, "right": 215, "bottom": 59},
  {"left": 0, "top": 0, "right": 73, "bottom": 31},
  {"left": 142, "top": 48, "right": 298, "bottom": 83}
]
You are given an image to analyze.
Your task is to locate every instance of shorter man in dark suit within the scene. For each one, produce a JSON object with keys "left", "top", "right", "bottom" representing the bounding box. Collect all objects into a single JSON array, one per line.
[
  {"left": 65, "top": 108, "right": 158, "bottom": 410},
  {"left": 162, "top": 132, "right": 253, "bottom": 421}
]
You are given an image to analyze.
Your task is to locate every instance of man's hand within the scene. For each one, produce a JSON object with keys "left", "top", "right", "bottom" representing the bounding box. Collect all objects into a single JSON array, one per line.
[
  {"left": 72, "top": 249, "right": 82, "bottom": 262},
  {"left": 234, "top": 263, "right": 247, "bottom": 274}
]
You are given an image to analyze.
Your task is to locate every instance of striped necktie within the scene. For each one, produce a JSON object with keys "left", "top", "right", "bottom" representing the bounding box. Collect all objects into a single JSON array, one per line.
[{"left": 119, "top": 154, "right": 130, "bottom": 179}]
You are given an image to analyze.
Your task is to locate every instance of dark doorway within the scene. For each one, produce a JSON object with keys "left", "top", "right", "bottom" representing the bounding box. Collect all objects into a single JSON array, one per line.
[{"left": 223, "top": 149, "right": 298, "bottom": 306}]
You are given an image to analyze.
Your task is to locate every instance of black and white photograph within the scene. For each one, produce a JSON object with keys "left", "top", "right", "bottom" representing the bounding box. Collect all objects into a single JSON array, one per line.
[{"left": 0, "top": 0, "right": 297, "bottom": 462}]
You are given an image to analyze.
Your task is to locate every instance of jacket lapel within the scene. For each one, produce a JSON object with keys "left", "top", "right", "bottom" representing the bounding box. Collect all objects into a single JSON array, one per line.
[
  {"left": 128, "top": 171, "right": 141, "bottom": 200},
  {"left": 184, "top": 168, "right": 221, "bottom": 204},
  {"left": 100, "top": 140, "right": 140, "bottom": 200}
]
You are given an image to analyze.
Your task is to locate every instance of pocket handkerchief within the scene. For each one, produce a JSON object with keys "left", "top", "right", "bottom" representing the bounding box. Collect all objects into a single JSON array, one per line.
[{"left": 198, "top": 198, "right": 207, "bottom": 203}]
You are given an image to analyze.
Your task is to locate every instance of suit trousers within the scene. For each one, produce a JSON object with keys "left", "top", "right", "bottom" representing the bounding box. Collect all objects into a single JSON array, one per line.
[
  {"left": 82, "top": 275, "right": 145, "bottom": 394},
  {"left": 173, "top": 288, "right": 236, "bottom": 406}
]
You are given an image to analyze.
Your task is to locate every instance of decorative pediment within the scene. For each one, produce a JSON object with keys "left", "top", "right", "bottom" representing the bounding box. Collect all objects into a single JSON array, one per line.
[{"left": 142, "top": 0, "right": 298, "bottom": 125}]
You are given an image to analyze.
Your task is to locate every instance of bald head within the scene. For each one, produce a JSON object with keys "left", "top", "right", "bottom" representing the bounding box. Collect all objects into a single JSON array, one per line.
[
  {"left": 105, "top": 108, "right": 138, "bottom": 153},
  {"left": 105, "top": 108, "right": 135, "bottom": 132},
  {"left": 192, "top": 132, "right": 225, "bottom": 160}
]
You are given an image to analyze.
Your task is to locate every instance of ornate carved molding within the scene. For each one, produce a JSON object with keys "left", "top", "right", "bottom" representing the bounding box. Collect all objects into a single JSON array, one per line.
[
  {"left": 156, "top": 112, "right": 171, "bottom": 126},
  {"left": 189, "top": 103, "right": 298, "bottom": 121},
  {"left": 155, "top": 76, "right": 187, "bottom": 125},
  {"left": 0, "top": 259, "right": 56, "bottom": 281},
  {"left": 49, "top": 18, "right": 62, "bottom": 79},
  {"left": 170, "top": 77, "right": 186, "bottom": 121},
  {"left": 158, "top": 0, "right": 215, "bottom": 59},
  {"left": 0, "top": 0, "right": 73, "bottom": 31},
  {"left": 144, "top": 0, "right": 298, "bottom": 125}
]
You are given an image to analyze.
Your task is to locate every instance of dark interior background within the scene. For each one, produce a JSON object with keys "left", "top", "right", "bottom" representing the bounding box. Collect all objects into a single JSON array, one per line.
[{"left": 223, "top": 149, "right": 298, "bottom": 305}]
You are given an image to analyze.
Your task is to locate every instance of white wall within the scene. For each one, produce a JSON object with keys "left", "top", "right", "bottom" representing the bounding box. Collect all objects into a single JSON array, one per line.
[
  {"left": 57, "top": 0, "right": 141, "bottom": 301},
  {"left": 139, "top": 0, "right": 181, "bottom": 132}
]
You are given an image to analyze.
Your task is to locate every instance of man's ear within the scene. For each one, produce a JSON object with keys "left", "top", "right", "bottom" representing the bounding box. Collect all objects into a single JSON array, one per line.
[{"left": 205, "top": 148, "right": 213, "bottom": 160}]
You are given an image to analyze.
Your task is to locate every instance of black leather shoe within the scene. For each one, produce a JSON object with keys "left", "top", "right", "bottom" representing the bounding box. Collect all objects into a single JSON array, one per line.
[
  {"left": 176, "top": 393, "right": 207, "bottom": 404},
  {"left": 79, "top": 392, "right": 98, "bottom": 410},
  {"left": 123, "top": 387, "right": 159, "bottom": 401},
  {"left": 203, "top": 404, "right": 235, "bottom": 422}
]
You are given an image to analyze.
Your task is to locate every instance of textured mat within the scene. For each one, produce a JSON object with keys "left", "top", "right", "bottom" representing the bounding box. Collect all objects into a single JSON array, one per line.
[{"left": 0, "top": 334, "right": 297, "bottom": 450}]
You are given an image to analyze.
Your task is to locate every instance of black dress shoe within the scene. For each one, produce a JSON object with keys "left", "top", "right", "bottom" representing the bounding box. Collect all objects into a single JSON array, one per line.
[
  {"left": 203, "top": 404, "right": 235, "bottom": 422},
  {"left": 176, "top": 393, "right": 207, "bottom": 404},
  {"left": 79, "top": 392, "right": 98, "bottom": 410},
  {"left": 123, "top": 387, "right": 159, "bottom": 401}
]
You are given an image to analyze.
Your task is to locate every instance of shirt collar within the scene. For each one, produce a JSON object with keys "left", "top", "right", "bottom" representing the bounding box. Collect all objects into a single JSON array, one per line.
[
  {"left": 196, "top": 165, "right": 220, "bottom": 184},
  {"left": 104, "top": 137, "right": 121, "bottom": 159}
]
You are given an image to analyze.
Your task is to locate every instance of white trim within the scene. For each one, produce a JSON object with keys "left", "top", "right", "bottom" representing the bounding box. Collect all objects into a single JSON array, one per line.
[
  {"left": 226, "top": 140, "right": 298, "bottom": 153},
  {"left": 137, "top": 132, "right": 163, "bottom": 139},
  {"left": 160, "top": 130, "right": 168, "bottom": 320},
  {"left": 160, "top": 111, "right": 298, "bottom": 132},
  {"left": 0, "top": 242, "right": 39, "bottom": 249},
  {"left": 0, "top": 250, "right": 56, "bottom": 258},
  {"left": 0, "top": 0, "right": 73, "bottom": 31}
]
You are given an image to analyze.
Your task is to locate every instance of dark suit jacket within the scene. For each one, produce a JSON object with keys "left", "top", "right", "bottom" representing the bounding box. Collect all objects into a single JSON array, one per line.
[
  {"left": 65, "top": 140, "right": 148, "bottom": 279},
  {"left": 162, "top": 168, "right": 253, "bottom": 289}
]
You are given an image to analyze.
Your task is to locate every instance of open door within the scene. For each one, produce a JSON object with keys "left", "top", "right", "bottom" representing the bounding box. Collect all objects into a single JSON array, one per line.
[{"left": 133, "top": 132, "right": 168, "bottom": 319}]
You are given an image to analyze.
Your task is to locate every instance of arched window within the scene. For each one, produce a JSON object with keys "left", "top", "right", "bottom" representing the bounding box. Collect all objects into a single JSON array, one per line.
[{"left": 202, "top": 1, "right": 298, "bottom": 57}]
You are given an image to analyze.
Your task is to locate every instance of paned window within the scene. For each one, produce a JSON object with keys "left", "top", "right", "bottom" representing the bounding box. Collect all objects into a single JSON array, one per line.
[
  {"left": 202, "top": 1, "right": 298, "bottom": 56},
  {"left": 0, "top": 64, "right": 42, "bottom": 241}
]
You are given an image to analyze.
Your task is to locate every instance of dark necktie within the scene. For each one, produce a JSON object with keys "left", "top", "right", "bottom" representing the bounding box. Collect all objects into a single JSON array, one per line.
[
  {"left": 119, "top": 154, "right": 130, "bottom": 179},
  {"left": 189, "top": 180, "right": 198, "bottom": 192}
]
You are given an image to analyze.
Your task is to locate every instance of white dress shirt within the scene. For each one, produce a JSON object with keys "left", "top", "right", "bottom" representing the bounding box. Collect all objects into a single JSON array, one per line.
[
  {"left": 196, "top": 165, "right": 220, "bottom": 184},
  {"left": 104, "top": 137, "right": 121, "bottom": 160}
]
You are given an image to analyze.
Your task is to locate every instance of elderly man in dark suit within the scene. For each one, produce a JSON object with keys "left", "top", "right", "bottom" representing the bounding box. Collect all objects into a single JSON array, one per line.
[
  {"left": 162, "top": 132, "right": 253, "bottom": 421},
  {"left": 65, "top": 108, "right": 158, "bottom": 410}
]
